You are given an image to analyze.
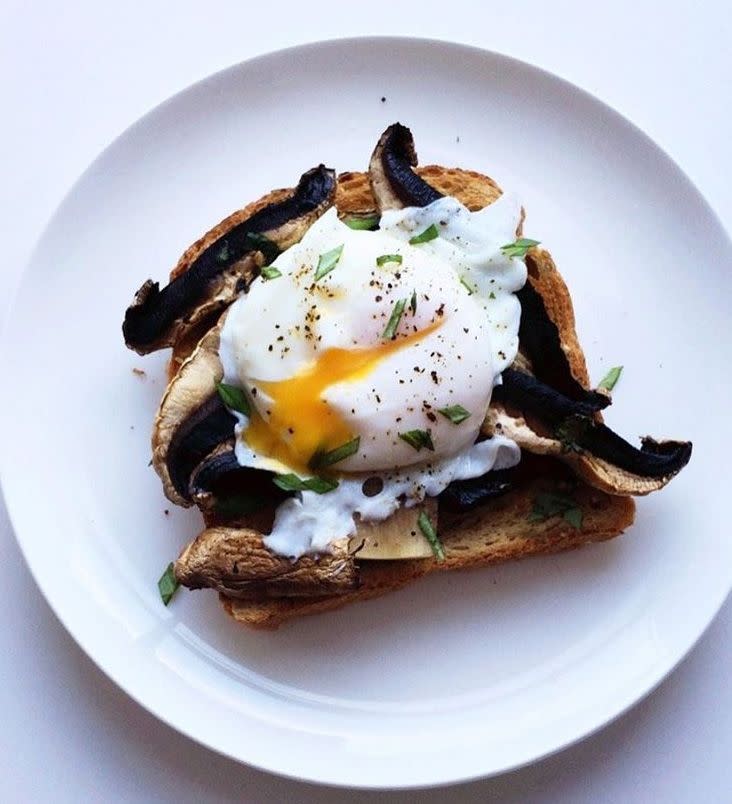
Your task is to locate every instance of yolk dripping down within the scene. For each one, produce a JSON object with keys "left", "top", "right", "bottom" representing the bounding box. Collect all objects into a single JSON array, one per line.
[{"left": 243, "top": 321, "right": 442, "bottom": 475}]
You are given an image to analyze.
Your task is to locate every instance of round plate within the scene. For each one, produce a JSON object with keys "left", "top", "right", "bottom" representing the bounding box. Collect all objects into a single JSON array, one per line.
[{"left": 1, "top": 38, "right": 730, "bottom": 789}]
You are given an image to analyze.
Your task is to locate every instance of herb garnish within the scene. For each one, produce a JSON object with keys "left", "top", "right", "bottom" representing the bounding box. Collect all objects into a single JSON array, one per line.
[
  {"left": 314, "top": 244, "right": 344, "bottom": 281},
  {"left": 500, "top": 238, "right": 540, "bottom": 258},
  {"left": 376, "top": 253, "right": 403, "bottom": 266},
  {"left": 409, "top": 290, "right": 417, "bottom": 315},
  {"left": 528, "top": 492, "right": 583, "bottom": 530},
  {"left": 382, "top": 298, "right": 407, "bottom": 340},
  {"left": 554, "top": 414, "right": 591, "bottom": 454},
  {"left": 418, "top": 511, "right": 445, "bottom": 561},
  {"left": 399, "top": 429, "right": 435, "bottom": 451},
  {"left": 260, "top": 265, "right": 282, "bottom": 280},
  {"left": 214, "top": 494, "right": 264, "bottom": 518},
  {"left": 216, "top": 382, "right": 250, "bottom": 416},
  {"left": 409, "top": 224, "right": 439, "bottom": 245},
  {"left": 273, "top": 474, "right": 339, "bottom": 494},
  {"left": 215, "top": 241, "right": 231, "bottom": 263},
  {"left": 309, "top": 436, "right": 361, "bottom": 469},
  {"left": 459, "top": 276, "right": 475, "bottom": 295},
  {"left": 598, "top": 365, "right": 623, "bottom": 392},
  {"left": 344, "top": 214, "right": 380, "bottom": 230},
  {"left": 245, "top": 232, "right": 280, "bottom": 264},
  {"left": 438, "top": 405, "right": 471, "bottom": 424},
  {"left": 158, "top": 562, "right": 180, "bottom": 606}
]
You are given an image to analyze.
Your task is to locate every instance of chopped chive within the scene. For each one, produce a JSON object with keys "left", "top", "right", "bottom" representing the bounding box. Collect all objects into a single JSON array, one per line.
[
  {"left": 598, "top": 365, "right": 623, "bottom": 392},
  {"left": 215, "top": 241, "right": 230, "bottom": 263},
  {"left": 398, "top": 429, "right": 435, "bottom": 451},
  {"left": 261, "top": 265, "right": 282, "bottom": 280},
  {"left": 438, "top": 405, "right": 471, "bottom": 424},
  {"left": 563, "top": 507, "right": 583, "bottom": 529},
  {"left": 216, "top": 382, "right": 250, "bottom": 416},
  {"left": 459, "top": 276, "right": 475, "bottom": 295},
  {"left": 314, "top": 244, "right": 344, "bottom": 281},
  {"left": 382, "top": 298, "right": 407, "bottom": 340},
  {"left": 273, "top": 474, "right": 339, "bottom": 494},
  {"left": 527, "top": 492, "right": 582, "bottom": 530},
  {"left": 309, "top": 436, "right": 361, "bottom": 469},
  {"left": 245, "top": 232, "right": 280, "bottom": 264},
  {"left": 158, "top": 562, "right": 180, "bottom": 606},
  {"left": 376, "top": 253, "right": 403, "bottom": 266},
  {"left": 214, "top": 494, "right": 264, "bottom": 518},
  {"left": 344, "top": 214, "right": 380, "bottom": 230},
  {"left": 500, "top": 237, "right": 540, "bottom": 259},
  {"left": 410, "top": 290, "right": 417, "bottom": 314},
  {"left": 489, "top": 291, "right": 496, "bottom": 299},
  {"left": 418, "top": 511, "right": 445, "bottom": 561},
  {"left": 409, "top": 223, "right": 439, "bottom": 245}
]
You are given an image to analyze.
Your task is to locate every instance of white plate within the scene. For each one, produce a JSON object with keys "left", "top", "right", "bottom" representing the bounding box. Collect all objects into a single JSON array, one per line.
[{"left": 1, "top": 37, "right": 730, "bottom": 789}]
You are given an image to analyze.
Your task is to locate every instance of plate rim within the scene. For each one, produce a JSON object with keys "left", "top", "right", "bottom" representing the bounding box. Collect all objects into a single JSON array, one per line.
[{"left": 1, "top": 35, "right": 731, "bottom": 789}]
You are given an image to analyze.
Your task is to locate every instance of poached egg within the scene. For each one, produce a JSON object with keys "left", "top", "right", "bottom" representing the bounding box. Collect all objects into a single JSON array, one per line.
[{"left": 219, "top": 194, "right": 527, "bottom": 558}]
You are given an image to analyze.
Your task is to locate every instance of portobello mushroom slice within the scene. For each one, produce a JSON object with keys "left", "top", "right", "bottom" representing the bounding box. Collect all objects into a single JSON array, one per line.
[
  {"left": 487, "top": 370, "right": 692, "bottom": 495},
  {"left": 350, "top": 498, "right": 438, "bottom": 560},
  {"left": 368, "top": 123, "right": 443, "bottom": 210},
  {"left": 175, "top": 529, "right": 358, "bottom": 599},
  {"left": 123, "top": 164, "right": 337, "bottom": 354},
  {"left": 440, "top": 468, "right": 514, "bottom": 512},
  {"left": 152, "top": 319, "right": 231, "bottom": 506}
]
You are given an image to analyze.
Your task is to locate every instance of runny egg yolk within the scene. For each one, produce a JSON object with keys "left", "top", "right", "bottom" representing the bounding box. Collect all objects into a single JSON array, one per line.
[{"left": 243, "top": 321, "right": 442, "bottom": 475}]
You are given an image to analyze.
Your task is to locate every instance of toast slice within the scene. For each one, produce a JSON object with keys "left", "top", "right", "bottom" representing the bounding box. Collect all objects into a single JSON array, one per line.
[{"left": 177, "top": 167, "right": 637, "bottom": 628}]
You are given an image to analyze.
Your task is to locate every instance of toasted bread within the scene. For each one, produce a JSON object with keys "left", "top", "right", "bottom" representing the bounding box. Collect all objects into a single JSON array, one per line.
[{"left": 171, "top": 166, "right": 637, "bottom": 629}]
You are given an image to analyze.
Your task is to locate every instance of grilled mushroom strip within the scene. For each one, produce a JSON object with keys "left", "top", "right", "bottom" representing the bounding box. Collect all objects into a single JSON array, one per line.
[
  {"left": 152, "top": 320, "right": 231, "bottom": 506},
  {"left": 488, "top": 370, "right": 692, "bottom": 494},
  {"left": 368, "top": 123, "right": 443, "bottom": 210},
  {"left": 123, "top": 164, "right": 336, "bottom": 354},
  {"left": 175, "top": 529, "right": 358, "bottom": 599},
  {"left": 439, "top": 468, "right": 514, "bottom": 512}
]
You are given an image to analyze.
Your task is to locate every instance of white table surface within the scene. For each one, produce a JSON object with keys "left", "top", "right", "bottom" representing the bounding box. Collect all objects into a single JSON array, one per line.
[{"left": 1, "top": 2, "right": 730, "bottom": 801}]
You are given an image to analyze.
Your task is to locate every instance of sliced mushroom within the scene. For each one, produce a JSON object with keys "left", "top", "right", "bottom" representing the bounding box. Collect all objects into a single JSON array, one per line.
[
  {"left": 518, "top": 261, "right": 609, "bottom": 408},
  {"left": 123, "top": 164, "right": 336, "bottom": 354},
  {"left": 351, "top": 498, "right": 438, "bottom": 560},
  {"left": 487, "top": 370, "right": 692, "bottom": 495},
  {"left": 152, "top": 320, "right": 231, "bottom": 506},
  {"left": 440, "top": 468, "right": 514, "bottom": 512},
  {"left": 368, "top": 123, "right": 443, "bottom": 210},
  {"left": 175, "top": 529, "right": 358, "bottom": 599}
]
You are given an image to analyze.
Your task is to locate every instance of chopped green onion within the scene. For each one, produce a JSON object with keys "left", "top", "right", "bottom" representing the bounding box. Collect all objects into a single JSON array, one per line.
[
  {"left": 309, "top": 436, "right": 361, "bottom": 469},
  {"left": 409, "top": 224, "right": 439, "bottom": 245},
  {"left": 214, "top": 494, "right": 263, "bottom": 518},
  {"left": 409, "top": 290, "right": 417, "bottom": 315},
  {"left": 314, "top": 244, "right": 344, "bottom": 281},
  {"left": 382, "top": 298, "right": 407, "bottom": 340},
  {"left": 273, "top": 474, "right": 339, "bottom": 494},
  {"left": 260, "top": 265, "right": 282, "bottom": 280},
  {"left": 500, "top": 238, "right": 540, "bottom": 259},
  {"left": 459, "top": 276, "right": 475, "bottom": 295},
  {"left": 489, "top": 291, "right": 496, "bottom": 299},
  {"left": 344, "top": 214, "right": 380, "bottom": 230},
  {"left": 438, "top": 405, "right": 471, "bottom": 424},
  {"left": 216, "top": 382, "right": 250, "bottom": 416},
  {"left": 376, "top": 253, "right": 403, "bottom": 266},
  {"left": 214, "top": 241, "right": 231, "bottom": 263},
  {"left": 158, "top": 562, "right": 180, "bottom": 606},
  {"left": 398, "top": 429, "right": 435, "bottom": 451},
  {"left": 527, "top": 492, "right": 582, "bottom": 530},
  {"left": 598, "top": 365, "right": 623, "bottom": 392},
  {"left": 245, "top": 232, "right": 280, "bottom": 264},
  {"left": 418, "top": 511, "right": 445, "bottom": 561}
]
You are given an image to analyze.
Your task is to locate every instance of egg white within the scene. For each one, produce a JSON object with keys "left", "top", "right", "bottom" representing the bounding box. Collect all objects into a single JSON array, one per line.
[{"left": 219, "top": 194, "right": 527, "bottom": 558}]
